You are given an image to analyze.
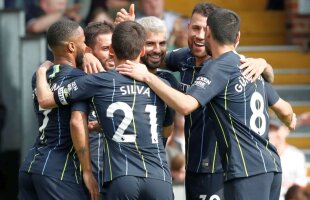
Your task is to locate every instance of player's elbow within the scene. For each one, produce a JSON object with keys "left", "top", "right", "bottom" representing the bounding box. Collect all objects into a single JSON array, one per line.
[
  {"left": 179, "top": 106, "right": 192, "bottom": 116},
  {"left": 37, "top": 98, "right": 56, "bottom": 109},
  {"left": 70, "top": 116, "right": 83, "bottom": 132},
  {"left": 178, "top": 96, "right": 199, "bottom": 115}
]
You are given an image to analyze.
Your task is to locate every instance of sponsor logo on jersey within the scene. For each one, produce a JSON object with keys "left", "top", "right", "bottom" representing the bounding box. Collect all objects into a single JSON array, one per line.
[{"left": 192, "top": 76, "right": 211, "bottom": 88}]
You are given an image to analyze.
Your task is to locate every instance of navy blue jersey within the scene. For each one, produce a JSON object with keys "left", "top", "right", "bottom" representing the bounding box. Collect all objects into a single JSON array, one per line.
[
  {"left": 187, "top": 51, "right": 281, "bottom": 180},
  {"left": 88, "top": 110, "right": 104, "bottom": 192},
  {"left": 20, "top": 65, "right": 89, "bottom": 184},
  {"left": 54, "top": 70, "right": 172, "bottom": 183},
  {"left": 166, "top": 48, "right": 223, "bottom": 173},
  {"left": 156, "top": 70, "right": 180, "bottom": 128}
]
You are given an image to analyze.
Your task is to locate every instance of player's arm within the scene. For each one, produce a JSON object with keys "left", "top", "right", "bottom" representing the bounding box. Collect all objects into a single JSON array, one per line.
[
  {"left": 117, "top": 61, "right": 200, "bottom": 115},
  {"left": 37, "top": 66, "right": 97, "bottom": 109},
  {"left": 239, "top": 58, "right": 274, "bottom": 83},
  {"left": 265, "top": 82, "right": 296, "bottom": 130},
  {"left": 70, "top": 110, "right": 99, "bottom": 200},
  {"left": 36, "top": 64, "right": 57, "bottom": 109},
  {"left": 270, "top": 99, "right": 296, "bottom": 130}
]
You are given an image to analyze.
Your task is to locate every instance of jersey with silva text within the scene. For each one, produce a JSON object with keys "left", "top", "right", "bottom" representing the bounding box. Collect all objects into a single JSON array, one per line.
[
  {"left": 20, "top": 64, "right": 88, "bottom": 184},
  {"left": 54, "top": 70, "right": 172, "bottom": 183},
  {"left": 166, "top": 48, "right": 223, "bottom": 173},
  {"left": 187, "top": 51, "right": 282, "bottom": 181}
]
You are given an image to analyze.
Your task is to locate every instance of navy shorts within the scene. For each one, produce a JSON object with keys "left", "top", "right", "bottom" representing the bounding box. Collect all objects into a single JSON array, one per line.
[
  {"left": 224, "top": 172, "right": 282, "bottom": 200},
  {"left": 18, "top": 171, "right": 89, "bottom": 200},
  {"left": 185, "top": 171, "right": 224, "bottom": 200},
  {"left": 102, "top": 176, "right": 174, "bottom": 200}
]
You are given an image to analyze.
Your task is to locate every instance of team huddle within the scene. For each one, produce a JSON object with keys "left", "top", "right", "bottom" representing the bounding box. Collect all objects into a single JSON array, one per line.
[{"left": 18, "top": 2, "right": 296, "bottom": 200}]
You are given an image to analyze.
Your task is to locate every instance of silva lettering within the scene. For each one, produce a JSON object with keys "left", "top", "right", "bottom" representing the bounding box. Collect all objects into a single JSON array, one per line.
[{"left": 120, "top": 85, "right": 150, "bottom": 97}]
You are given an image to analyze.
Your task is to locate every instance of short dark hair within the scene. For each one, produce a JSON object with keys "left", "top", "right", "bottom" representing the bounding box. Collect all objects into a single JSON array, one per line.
[
  {"left": 84, "top": 21, "right": 114, "bottom": 48},
  {"left": 112, "top": 21, "right": 146, "bottom": 60},
  {"left": 207, "top": 8, "right": 240, "bottom": 45},
  {"left": 191, "top": 3, "right": 219, "bottom": 17},
  {"left": 47, "top": 19, "right": 80, "bottom": 49}
]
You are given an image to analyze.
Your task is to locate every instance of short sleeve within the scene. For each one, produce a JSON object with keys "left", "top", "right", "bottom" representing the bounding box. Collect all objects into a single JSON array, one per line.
[
  {"left": 71, "top": 101, "right": 90, "bottom": 115},
  {"left": 265, "top": 82, "right": 280, "bottom": 106},
  {"left": 54, "top": 74, "right": 100, "bottom": 106},
  {"left": 187, "top": 60, "right": 232, "bottom": 106},
  {"left": 165, "top": 48, "right": 189, "bottom": 72}
]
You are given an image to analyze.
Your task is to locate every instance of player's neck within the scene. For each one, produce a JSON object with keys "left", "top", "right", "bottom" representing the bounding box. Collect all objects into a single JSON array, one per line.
[
  {"left": 211, "top": 44, "right": 235, "bottom": 59},
  {"left": 53, "top": 57, "right": 76, "bottom": 67},
  {"left": 115, "top": 57, "right": 140, "bottom": 67}
]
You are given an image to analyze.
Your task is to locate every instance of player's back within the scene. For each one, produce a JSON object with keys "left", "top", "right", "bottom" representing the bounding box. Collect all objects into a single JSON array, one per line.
[
  {"left": 20, "top": 64, "right": 86, "bottom": 183},
  {"left": 206, "top": 51, "right": 281, "bottom": 180},
  {"left": 72, "top": 70, "right": 172, "bottom": 183}
]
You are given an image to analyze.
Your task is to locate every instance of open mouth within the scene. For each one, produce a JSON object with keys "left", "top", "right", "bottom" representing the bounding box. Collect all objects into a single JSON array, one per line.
[
  {"left": 149, "top": 54, "right": 161, "bottom": 62},
  {"left": 194, "top": 41, "right": 204, "bottom": 47}
]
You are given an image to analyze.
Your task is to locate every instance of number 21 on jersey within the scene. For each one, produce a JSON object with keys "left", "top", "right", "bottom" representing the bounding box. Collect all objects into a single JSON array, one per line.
[{"left": 107, "top": 102, "right": 159, "bottom": 143}]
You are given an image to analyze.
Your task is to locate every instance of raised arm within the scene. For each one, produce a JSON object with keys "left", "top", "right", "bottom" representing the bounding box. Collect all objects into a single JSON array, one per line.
[
  {"left": 239, "top": 58, "right": 274, "bottom": 83},
  {"left": 70, "top": 111, "right": 99, "bottom": 200},
  {"left": 114, "top": 4, "right": 135, "bottom": 25},
  {"left": 270, "top": 98, "right": 296, "bottom": 130},
  {"left": 117, "top": 61, "right": 200, "bottom": 115}
]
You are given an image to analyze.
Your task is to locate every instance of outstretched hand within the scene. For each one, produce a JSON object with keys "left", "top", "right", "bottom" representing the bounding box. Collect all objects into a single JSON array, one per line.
[
  {"left": 114, "top": 4, "right": 135, "bottom": 25},
  {"left": 116, "top": 60, "right": 150, "bottom": 82}
]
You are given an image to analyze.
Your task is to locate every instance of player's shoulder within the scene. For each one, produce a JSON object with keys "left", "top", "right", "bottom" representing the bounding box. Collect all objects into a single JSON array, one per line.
[
  {"left": 168, "top": 47, "right": 192, "bottom": 59},
  {"left": 91, "top": 69, "right": 131, "bottom": 84},
  {"left": 156, "top": 70, "right": 180, "bottom": 89},
  {"left": 211, "top": 51, "right": 241, "bottom": 69},
  {"left": 67, "top": 66, "right": 87, "bottom": 76}
]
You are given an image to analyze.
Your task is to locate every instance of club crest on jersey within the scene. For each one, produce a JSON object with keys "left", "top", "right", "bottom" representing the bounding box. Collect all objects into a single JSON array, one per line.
[
  {"left": 120, "top": 85, "right": 150, "bottom": 97},
  {"left": 192, "top": 76, "right": 211, "bottom": 88}
]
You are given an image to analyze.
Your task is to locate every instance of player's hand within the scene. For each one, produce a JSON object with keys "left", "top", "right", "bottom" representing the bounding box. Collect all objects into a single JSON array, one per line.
[
  {"left": 297, "top": 112, "right": 310, "bottom": 127},
  {"left": 116, "top": 60, "right": 150, "bottom": 82},
  {"left": 38, "top": 60, "right": 54, "bottom": 71},
  {"left": 83, "top": 171, "right": 99, "bottom": 200},
  {"left": 88, "top": 121, "right": 102, "bottom": 132},
  {"left": 83, "top": 53, "right": 105, "bottom": 74},
  {"left": 114, "top": 4, "right": 135, "bottom": 25},
  {"left": 239, "top": 58, "right": 266, "bottom": 82},
  {"left": 288, "top": 113, "right": 297, "bottom": 130}
]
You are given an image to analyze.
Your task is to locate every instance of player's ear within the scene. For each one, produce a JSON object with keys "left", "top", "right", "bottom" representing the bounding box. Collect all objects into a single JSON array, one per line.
[
  {"left": 235, "top": 31, "right": 241, "bottom": 48},
  {"left": 205, "top": 26, "right": 211, "bottom": 39},
  {"left": 139, "top": 46, "right": 145, "bottom": 57},
  {"left": 68, "top": 42, "right": 75, "bottom": 53}
]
